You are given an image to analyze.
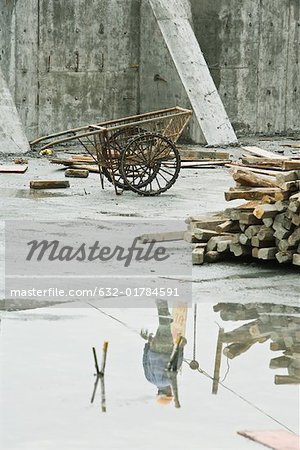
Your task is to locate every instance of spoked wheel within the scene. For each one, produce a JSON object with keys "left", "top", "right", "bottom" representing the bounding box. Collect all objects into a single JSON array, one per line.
[
  {"left": 119, "top": 133, "right": 181, "bottom": 196},
  {"left": 102, "top": 127, "right": 145, "bottom": 190}
]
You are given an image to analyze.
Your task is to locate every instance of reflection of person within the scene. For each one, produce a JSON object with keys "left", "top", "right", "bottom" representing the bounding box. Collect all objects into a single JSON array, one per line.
[{"left": 141, "top": 300, "right": 186, "bottom": 406}]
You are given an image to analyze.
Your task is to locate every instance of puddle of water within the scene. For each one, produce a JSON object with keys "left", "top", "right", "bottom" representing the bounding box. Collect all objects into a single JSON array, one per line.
[{"left": 1, "top": 301, "right": 299, "bottom": 449}]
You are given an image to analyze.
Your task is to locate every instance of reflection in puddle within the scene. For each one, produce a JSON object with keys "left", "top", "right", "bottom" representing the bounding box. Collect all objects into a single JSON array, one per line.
[
  {"left": 213, "top": 303, "right": 300, "bottom": 389},
  {"left": 141, "top": 300, "right": 187, "bottom": 408},
  {"left": 2, "top": 300, "right": 299, "bottom": 448}
]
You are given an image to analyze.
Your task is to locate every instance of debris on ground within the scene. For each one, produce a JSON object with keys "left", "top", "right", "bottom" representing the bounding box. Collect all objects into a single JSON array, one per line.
[
  {"left": 186, "top": 146, "right": 300, "bottom": 267},
  {"left": 0, "top": 164, "right": 28, "bottom": 173},
  {"left": 237, "top": 430, "right": 300, "bottom": 450},
  {"left": 30, "top": 180, "right": 70, "bottom": 189},
  {"left": 65, "top": 168, "right": 89, "bottom": 178},
  {"left": 14, "top": 158, "right": 28, "bottom": 165}
]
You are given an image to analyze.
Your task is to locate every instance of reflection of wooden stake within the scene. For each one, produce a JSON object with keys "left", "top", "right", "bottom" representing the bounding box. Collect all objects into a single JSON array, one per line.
[
  {"left": 100, "top": 376, "right": 106, "bottom": 412},
  {"left": 168, "top": 371, "right": 181, "bottom": 409},
  {"left": 212, "top": 327, "right": 224, "bottom": 395},
  {"left": 91, "top": 342, "right": 109, "bottom": 412},
  {"left": 100, "top": 341, "right": 109, "bottom": 375},
  {"left": 91, "top": 376, "right": 100, "bottom": 404}
]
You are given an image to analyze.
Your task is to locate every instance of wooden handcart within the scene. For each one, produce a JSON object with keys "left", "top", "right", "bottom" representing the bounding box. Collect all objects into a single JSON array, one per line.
[{"left": 30, "top": 107, "right": 192, "bottom": 196}]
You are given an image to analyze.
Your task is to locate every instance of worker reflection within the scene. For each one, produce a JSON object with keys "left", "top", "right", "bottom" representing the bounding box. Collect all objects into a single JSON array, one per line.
[{"left": 141, "top": 299, "right": 187, "bottom": 408}]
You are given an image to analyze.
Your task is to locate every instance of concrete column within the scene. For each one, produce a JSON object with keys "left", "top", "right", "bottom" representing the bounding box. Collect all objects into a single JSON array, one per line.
[{"left": 0, "top": 67, "right": 30, "bottom": 154}]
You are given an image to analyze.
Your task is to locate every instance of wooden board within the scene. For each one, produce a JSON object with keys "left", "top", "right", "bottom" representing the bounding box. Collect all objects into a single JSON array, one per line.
[
  {"left": 242, "top": 146, "right": 286, "bottom": 160},
  {"left": 178, "top": 148, "right": 230, "bottom": 160},
  {"left": 171, "top": 304, "right": 188, "bottom": 342},
  {"left": 149, "top": 0, "right": 237, "bottom": 146},
  {"left": 0, "top": 165, "right": 28, "bottom": 173},
  {"left": 238, "top": 430, "right": 300, "bottom": 450}
]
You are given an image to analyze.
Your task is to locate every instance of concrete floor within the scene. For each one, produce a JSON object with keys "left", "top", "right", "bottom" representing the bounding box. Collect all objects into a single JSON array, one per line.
[{"left": 0, "top": 140, "right": 299, "bottom": 449}]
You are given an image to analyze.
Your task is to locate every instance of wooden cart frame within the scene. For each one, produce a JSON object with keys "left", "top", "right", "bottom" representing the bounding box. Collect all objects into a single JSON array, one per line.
[{"left": 31, "top": 107, "right": 192, "bottom": 196}]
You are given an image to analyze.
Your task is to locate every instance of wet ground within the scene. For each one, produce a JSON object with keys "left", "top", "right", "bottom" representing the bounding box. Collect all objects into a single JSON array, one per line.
[
  {"left": 1, "top": 303, "right": 299, "bottom": 450},
  {"left": 1, "top": 139, "right": 299, "bottom": 449}
]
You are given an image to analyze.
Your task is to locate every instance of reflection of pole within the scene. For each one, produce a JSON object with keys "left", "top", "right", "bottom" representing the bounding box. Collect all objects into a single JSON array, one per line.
[
  {"left": 100, "top": 341, "right": 109, "bottom": 375},
  {"left": 91, "top": 376, "right": 100, "bottom": 404},
  {"left": 212, "top": 327, "right": 224, "bottom": 395},
  {"left": 168, "top": 371, "right": 181, "bottom": 409},
  {"left": 93, "top": 347, "right": 100, "bottom": 375},
  {"left": 91, "top": 342, "right": 109, "bottom": 412},
  {"left": 100, "top": 376, "right": 107, "bottom": 412}
]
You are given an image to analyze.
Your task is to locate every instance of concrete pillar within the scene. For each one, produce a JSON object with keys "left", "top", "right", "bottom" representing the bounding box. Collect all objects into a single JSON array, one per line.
[{"left": 0, "top": 67, "right": 30, "bottom": 154}]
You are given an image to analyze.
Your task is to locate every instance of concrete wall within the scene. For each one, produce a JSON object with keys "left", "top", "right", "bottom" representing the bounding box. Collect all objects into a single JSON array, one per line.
[
  {"left": 190, "top": 0, "right": 300, "bottom": 136},
  {"left": 1, "top": 0, "right": 299, "bottom": 142},
  {"left": 0, "top": 0, "right": 141, "bottom": 140}
]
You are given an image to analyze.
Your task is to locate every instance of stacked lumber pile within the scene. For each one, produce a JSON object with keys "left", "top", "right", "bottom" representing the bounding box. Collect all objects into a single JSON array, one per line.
[{"left": 187, "top": 147, "right": 300, "bottom": 267}]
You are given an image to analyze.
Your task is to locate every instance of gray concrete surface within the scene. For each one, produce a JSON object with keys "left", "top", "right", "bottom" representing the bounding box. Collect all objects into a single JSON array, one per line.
[
  {"left": 0, "top": 68, "right": 30, "bottom": 154},
  {"left": 1, "top": 141, "right": 299, "bottom": 449},
  {"left": 1, "top": 305, "right": 298, "bottom": 450},
  {"left": 1, "top": 139, "right": 299, "bottom": 309},
  {"left": 1, "top": 0, "right": 299, "bottom": 142}
]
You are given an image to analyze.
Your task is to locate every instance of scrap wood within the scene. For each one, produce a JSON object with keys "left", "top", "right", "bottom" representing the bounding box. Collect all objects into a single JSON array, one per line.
[
  {"left": 226, "top": 164, "right": 281, "bottom": 178},
  {"left": 65, "top": 169, "right": 89, "bottom": 178},
  {"left": 237, "top": 430, "right": 300, "bottom": 450},
  {"left": 70, "top": 164, "right": 100, "bottom": 173},
  {"left": 178, "top": 148, "right": 230, "bottom": 160},
  {"left": 30, "top": 180, "right": 70, "bottom": 189},
  {"left": 71, "top": 155, "right": 95, "bottom": 161},
  {"left": 242, "top": 146, "right": 287, "bottom": 160},
  {"left": 231, "top": 169, "right": 279, "bottom": 188},
  {"left": 241, "top": 157, "right": 284, "bottom": 169},
  {"left": 189, "top": 166, "right": 300, "bottom": 267},
  {"left": 50, "top": 158, "right": 95, "bottom": 166},
  {"left": 180, "top": 160, "right": 231, "bottom": 168},
  {"left": 0, "top": 165, "right": 28, "bottom": 173},
  {"left": 283, "top": 143, "right": 300, "bottom": 149}
]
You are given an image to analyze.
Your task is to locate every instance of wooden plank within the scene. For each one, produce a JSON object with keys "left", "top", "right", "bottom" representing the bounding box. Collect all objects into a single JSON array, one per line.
[
  {"left": 237, "top": 430, "right": 300, "bottom": 450},
  {"left": 226, "top": 164, "right": 280, "bottom": 178},
  {"left": 283, "top": 160, "right": 300, "bottom": 170},
  {"left": 149, "top": 0, "right": 237, "bottom": 146},
  {"left": 178, "top": 148, "right": 230, "bottom": 160},
  {"left": 180, "top": 160, "right": 231, "bottom": 168},
  {"left": 192, "top": 247, "right": 205, "bottom": 265},
  {"left": 232, "top": 169, "right": 279, "bottom": 188},
  {"left": 30, "top": 180, "right": 70, "bottom": 189},
  {"left": 225, "top": 187, "right": 284, "bottom": 202},
  {"left": 65, "top": 169, "right": 89, "bottom": 178},
  {"left": 70, "top": 164, "right": 100, "bottom": 173},
  {"left": 0, "top": 165, "right": 28, "bottom": 173},
  {"left": 242, "top": 146, "right": 287, "bottom": 160}
]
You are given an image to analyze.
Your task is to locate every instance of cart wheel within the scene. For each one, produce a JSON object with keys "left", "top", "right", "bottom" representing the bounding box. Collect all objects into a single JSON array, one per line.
[
  {"left": 102, "top": 127, "right": 145, "bottom": 190},
  {"left": 120, "top": 133, "right": 181, "bottom": 196}
]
